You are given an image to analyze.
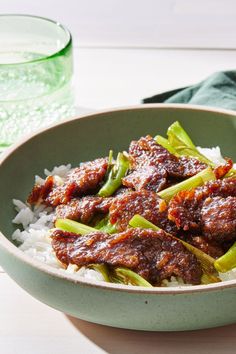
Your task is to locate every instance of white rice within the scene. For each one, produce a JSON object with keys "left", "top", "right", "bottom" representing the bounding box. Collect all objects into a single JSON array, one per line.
[{"left": 11, "top": 148, "right": 236, "bottom": 286}]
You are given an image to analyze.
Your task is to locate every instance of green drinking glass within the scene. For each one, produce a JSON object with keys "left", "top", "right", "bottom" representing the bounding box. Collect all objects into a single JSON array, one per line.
[{"left": 0, "top": 14, "right": 74, "bottom": 151}]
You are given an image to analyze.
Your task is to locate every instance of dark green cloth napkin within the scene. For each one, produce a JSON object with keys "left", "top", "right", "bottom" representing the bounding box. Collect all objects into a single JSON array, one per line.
[{"left": 143, "top": 71, "right": 236, "bottom": 110}]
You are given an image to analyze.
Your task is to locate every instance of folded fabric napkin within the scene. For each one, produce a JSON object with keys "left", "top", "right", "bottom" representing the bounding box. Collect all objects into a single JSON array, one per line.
[{"left": 143, "top": 71, "right": 236, "bottom": 110}]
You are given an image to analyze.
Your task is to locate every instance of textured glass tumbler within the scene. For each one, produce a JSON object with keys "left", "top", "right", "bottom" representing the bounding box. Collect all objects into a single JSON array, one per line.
[{"left": 0, "top": 15, "right": 74, "bottom": 151}]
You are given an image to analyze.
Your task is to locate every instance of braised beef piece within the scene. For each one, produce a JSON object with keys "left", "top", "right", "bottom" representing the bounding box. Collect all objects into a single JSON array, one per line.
[
  {"left": 55, "top": 187, "right": 133, "bottom": 224},
  {"left": 214, "top": 158, "right": 233, "bottom": 179},
  {"left": 123, "top": 166, "right": 168, "bottom": 192},
  {"left": 112, "top": 187, "right": 133, "bottom": 197},
  {"left": 55, "top": 196, "right": 112, "bottom": 224},
  {"left": 123, "top": 135, "right": 207, "bottom": 193},
  {"left": 181, "top": 235, "right": 225, "bottom": 259},
  {"left": 201, "top": 196, "right": 236, "bottom": 243},
  {"left": 51, "top": 228, "right": 202, "bottom": 285},
  {"left": 28, "top": 175, "right": 54, "bottom": 205},
  {"left": 179, "top": 156, "right": 207, "bottom": 177},
  {"left": 128, "top": 135, "right": 183, "bottom": 177},
  {"left": 109, "top": 189, "right": 177, "bottom": 234},
  {"left": 28, "top": 158, "right": 108, "bottom": 206},
  {"left": 168, "top": 177, "right": 236, "bottom": 244}
]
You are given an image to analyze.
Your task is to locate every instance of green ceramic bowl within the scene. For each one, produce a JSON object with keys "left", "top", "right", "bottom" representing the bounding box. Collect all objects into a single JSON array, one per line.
[{"left": 0, "top": 104, "right": 236, "bottom": 331}]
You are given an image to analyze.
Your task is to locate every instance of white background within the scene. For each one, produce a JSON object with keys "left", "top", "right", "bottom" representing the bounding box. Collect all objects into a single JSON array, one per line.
[
  {"left": 1, "top": 0, "right": 236, "bottom": 48},
  {"left": 2, "top": 0, "right": 236, "bottom": 109}
]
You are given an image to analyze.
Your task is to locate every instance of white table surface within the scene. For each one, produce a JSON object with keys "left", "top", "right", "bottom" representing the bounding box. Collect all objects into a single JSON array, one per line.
[{"left": 2, "top": 46, "right": 236, "bottom": 353}]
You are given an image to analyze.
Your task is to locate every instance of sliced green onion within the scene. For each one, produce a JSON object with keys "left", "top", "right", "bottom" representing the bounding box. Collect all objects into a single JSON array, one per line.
[
  {"left": 55, "top": 218, "right": 96, "bottom": 235},
  {"left": 155, "top": 135, "right": 179, "bottom": 155},
  {"left": 114, "top": 267, "right": 152, "bottom": 287},
  {"left": 94, "top": 216, "right": 109, "bottom": 229},
  {"left": 158, "top": 167, "right": 216, "bottom": 202},
  {"left": 94, "top": 216, "right": 117, "bottom": 234},
  {"left": 167, "top": 121, "right": 214, "bottom": 166},
  {"left": 109, "top": 275, "right": 124, "bottom": 284},
  {"left": 167, "top": 121, "right": 195, "bottom": 148},
  {"left": 98, "top": 152, "right": 129, "bottom": 197},
  {"left": 108, "top": 150, "right": 113, "bottom": 166},
  {"left": 89, "top": 264, "right": 110, "bottom": 282},
  {"left": 201, "top": 273, "right": 221, "bottom": 285},
  {"left": 225, "top": 168, "right": 236, "bottom": 178},
  {"left": 214, "top": 242, "right": 236, "bottom": 273},
  {"left": 129, "top": 214, "right": 161, "bottom": 231},
  {"left": 98, "top": 222, "right": 117, "bottom": 234}
]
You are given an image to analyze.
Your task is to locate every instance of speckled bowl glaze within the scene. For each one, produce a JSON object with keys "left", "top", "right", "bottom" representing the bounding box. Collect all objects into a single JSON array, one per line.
[{"left": 0, "top": 104, "right": 236, "bottom": 331}]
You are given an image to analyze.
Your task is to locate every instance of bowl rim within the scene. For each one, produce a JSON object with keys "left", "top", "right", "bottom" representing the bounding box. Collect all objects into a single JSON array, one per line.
[
  {"left": 0, "top": 14, "right": 72, "bottom": 66},
  {"left": 1, "top": 103, "right": 236, "bottom": 295}
]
